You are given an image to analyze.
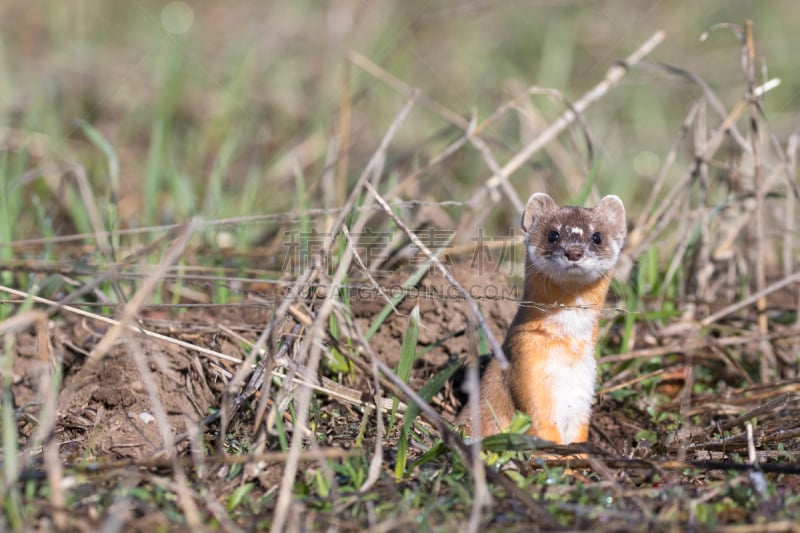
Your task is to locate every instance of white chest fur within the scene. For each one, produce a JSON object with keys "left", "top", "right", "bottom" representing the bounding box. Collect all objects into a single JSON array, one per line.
[
  {"left": 542, "top": 305, "right": 598, "bottom": 444},
  {"left": 543, "top": 300, "right": 597, "bottom": 339}
]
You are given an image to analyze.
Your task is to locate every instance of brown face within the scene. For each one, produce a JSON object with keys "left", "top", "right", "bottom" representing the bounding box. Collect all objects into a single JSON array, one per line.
[{"left": 522, "top": 194, "right": 626, "bottom": 286}]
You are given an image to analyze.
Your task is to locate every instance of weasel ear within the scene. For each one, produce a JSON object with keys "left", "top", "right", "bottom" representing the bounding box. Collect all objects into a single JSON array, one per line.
[
  {"left": 596, "top": 195, "right": 627, "bottom": 237},
  {"left": 521, "top": 193, "right": 557, "bottom": 233}
]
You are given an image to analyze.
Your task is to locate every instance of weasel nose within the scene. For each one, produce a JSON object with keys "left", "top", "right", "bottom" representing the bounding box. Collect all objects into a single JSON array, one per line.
[{"left": 565, "top": 247, "right": 584, "bottom": 261}]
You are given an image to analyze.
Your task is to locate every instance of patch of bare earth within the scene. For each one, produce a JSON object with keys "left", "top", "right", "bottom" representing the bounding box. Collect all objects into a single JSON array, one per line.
[
  {"left": 9, "top": 258, "right": 645, "bottom": 466},
  {"left": 8, "top": 245, "right": 800, "bottom": 530}
]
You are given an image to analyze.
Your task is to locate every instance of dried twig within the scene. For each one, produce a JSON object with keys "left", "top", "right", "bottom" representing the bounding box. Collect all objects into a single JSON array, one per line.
[
  {"left": 363, "top": 180, "right": 507, "bottom": 368},
  {"left": 479, "top": 30, "right": 665, "bottom": 194},
  {"left": 0, "top": 284, "right": 243, "bottom": 364},
  {"left": 348, "top": 50, "right": 469, "bottom": 131},
  {"left": 270, "top": 92, "right": 419, "bottom": 533},
  {"left": 87, "top": 221, "right": 197, "bottom": 363}
]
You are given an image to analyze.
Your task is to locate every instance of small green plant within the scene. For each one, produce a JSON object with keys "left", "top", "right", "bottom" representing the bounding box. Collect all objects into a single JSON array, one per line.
[
  {"left": 1, "top": 337, "right": 23, "bottom": 530},
  {"left": 393, "top": 305, "right": 419, "bottom": 479},
  {"left": 226, "top": 482, "right": 255, "bottom": 512}
]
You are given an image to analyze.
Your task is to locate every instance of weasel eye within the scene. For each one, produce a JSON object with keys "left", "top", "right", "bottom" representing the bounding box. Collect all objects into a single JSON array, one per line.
[
  {"left": 591, "top": 232, "right": 602, "bottom": 245},
  {"left": 547, "top": 230, "right": 560, "bottom": 243}
]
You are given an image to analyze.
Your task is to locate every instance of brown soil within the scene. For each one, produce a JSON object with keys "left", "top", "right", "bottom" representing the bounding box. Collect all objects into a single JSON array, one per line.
[
  {"left": 13, "top": 315, "right": 220, "bottom": 461},
  {"left": 10, "top": 260, "right": 640, "bottom": 470},
  {"left": 351, "top": 262, "right": 518, "bottom": 367},
  {"left": 10, "top": 254, "right": 800, "bottom": 531}
]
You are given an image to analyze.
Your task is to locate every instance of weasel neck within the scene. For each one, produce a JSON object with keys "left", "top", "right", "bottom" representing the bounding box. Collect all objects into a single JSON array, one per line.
[{"left": 519, "top": 264, "right": 613, "bottom": 320}]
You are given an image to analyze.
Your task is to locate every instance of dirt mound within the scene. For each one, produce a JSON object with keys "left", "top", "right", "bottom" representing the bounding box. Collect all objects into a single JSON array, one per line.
[
  {"left": 351, "top": 261, "right": 519, "bottom": 368},
  {"left": 9, "top": 260, "right": 639, "bottom": 463},
  {"left": 12, "top": 314, "right": 221, "bottom": 461}
]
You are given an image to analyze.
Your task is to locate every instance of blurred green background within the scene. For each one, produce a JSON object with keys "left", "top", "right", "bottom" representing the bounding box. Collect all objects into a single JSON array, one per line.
[{"left": 0, "top": 0, "right": 797, "bottom": 242}]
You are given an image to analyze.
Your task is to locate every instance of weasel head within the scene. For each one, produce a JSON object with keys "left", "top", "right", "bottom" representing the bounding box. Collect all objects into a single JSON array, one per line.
[{"left": 521, "top": 193, "right": 626, "bottom": 287}]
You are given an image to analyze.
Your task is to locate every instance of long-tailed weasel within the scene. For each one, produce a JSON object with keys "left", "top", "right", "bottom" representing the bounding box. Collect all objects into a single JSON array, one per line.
[{"left": 457, "top": 192, "right": 626, "bottom": 444}]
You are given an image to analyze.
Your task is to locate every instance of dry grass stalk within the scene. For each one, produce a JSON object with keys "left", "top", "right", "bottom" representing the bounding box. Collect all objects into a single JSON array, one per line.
[
  {"left": 87, "top": 220, "right": 197, "bottom": 363},
  {"left": 452, "top": 31, "right": 666, "bottom": 240},
  {"left": 510, "top": 81, "right": 589, "bottom": 197},
  {"left": 480, "top": 30, "right": 665, "bottom": 192},
  {"left": 741, "top": 20, "right": 775, "bottom": 383},
  {"left": 364, "top": 179, "right": 506, "bottom": 365},
  {"left": 0, "top": 285, "right": 243, "bottom": 364},
  {"left": 348, "top": 50, "right": 470, "bottom": 131},
  {"left": 270, "top": 91, "right": 419, "bottom": 533}
]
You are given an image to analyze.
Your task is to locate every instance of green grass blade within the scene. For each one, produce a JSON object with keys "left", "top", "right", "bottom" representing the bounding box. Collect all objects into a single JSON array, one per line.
[
  {"left": 75, "top": 119, "right": 120, "bottom": 250},
  {"left": 144, "top": 119, "right": 166, "bottom": 227},
  {"left": 202, "top": 129, "right": 241, "bottom": 219},
  {"left": 573, "top": 156, "right": 602, "bottom": 206},
  {"left": 393, "top": 305, "right": 419, "bottom": 480},
  {"left": 401, "top": 358, "right": 466, "bottom": 472},
  {"left": 292, "top": 159, "right": 311, "bottom": 272},
  {"left": 1, "top": 335, "right": 22, "bottom": 529},
  {"left": 0, "top": 153, "right": 14, "bottom": 288},
  {"left": 364, "top": 237, "right": 452, "bottom": 340},
  {"left": 75, "top": 119, "right": 119, "bottom": 191},
  {"left": 403, "top": 358, "right": 461, "bottom": 432},
  {"left": 226, "top": 482, "right": 254, "bottom": 512},
  {"left": 391, "top": 305, "right": 419, "bottom": 421}
]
